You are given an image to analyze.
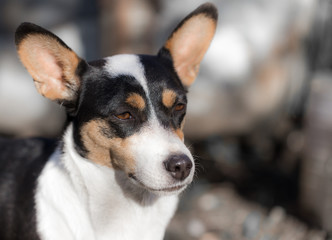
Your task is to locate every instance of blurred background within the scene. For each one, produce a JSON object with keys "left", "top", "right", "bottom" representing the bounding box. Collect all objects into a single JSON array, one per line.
[{"left": 1, "top": 0, "right": 332, "bottom": 239}]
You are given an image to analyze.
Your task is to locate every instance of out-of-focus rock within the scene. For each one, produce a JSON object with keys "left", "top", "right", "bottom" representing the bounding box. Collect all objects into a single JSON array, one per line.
[
  {"left": 301, "top": 72, "right": 332, "bottom": 232},
  {"left": 166, "top": 183, "right": 327, "bottom": 240},
  {"left": 242, "top": 212, "right": 262, "bottom": 239}
]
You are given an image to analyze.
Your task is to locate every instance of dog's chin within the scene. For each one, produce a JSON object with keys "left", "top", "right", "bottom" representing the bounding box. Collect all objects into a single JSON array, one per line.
[{"left": 128, "top": 174, "right": 188, "bottom": 196}]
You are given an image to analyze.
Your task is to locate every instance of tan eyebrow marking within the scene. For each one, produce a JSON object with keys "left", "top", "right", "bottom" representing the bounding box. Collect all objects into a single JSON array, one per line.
[
  {"left": 162, "top": 89, "right": 177, "bottom": 108},
  {"left": 126, "top": 93, "right": 146, "bottom": 111}
]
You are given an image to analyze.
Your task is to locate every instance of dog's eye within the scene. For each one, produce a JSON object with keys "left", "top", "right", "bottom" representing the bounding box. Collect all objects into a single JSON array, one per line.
[
  {"left": 115, "top": 112, "right": 133, "bottom": 120},
  {"left": 175, "top": 103, "right": 185, "bottom": 111}
]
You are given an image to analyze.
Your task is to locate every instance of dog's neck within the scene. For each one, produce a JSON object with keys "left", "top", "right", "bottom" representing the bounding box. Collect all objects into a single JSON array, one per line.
[{"left": 35, "top": 124, "right": 178, "bottom": 239}]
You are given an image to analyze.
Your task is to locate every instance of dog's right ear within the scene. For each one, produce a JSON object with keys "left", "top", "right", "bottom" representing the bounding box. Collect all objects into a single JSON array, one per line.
[{"left": 15, "top": 22, "right": 84, "bottom": 103}]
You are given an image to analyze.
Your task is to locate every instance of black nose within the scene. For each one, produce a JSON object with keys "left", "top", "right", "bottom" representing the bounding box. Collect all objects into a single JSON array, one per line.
[{"left": 164, "top": 154, "right": 193, "bottom": 181}]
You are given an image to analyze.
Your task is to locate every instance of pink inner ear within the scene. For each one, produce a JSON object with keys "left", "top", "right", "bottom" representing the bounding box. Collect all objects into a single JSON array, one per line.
[
  {"left": 33, "top": 49, "right": 67, "bottom": 99},
  {"left": 165, "top": 15, "right": 216, "bottom": 87},
  {"left": 172, "top": 36, "right": 206, "bottom": 83},
  {"left": 17, "top": 34, "right": 80, "bottom": 101}
]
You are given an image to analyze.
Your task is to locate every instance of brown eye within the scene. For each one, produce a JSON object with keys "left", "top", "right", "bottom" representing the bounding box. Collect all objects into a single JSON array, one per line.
[
  {"left": 116, "top": 112, "right": 132, "bottom": 120},
  {"left": 175, "top": 103, "right": 185, "bottom": 111}
]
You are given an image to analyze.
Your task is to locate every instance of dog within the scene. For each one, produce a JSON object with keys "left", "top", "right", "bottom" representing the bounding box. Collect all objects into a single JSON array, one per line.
[{"left": 0, "top": 3, "right": 217, "bottom": 240}]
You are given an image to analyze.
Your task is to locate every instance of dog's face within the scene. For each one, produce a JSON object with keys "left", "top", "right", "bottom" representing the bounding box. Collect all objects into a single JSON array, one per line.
[
  {"left": 73, "top": 54, "right": 193, "bottom": 194},
  {"left": 15, "top": 3, "right": 217, "bottom": 194}
]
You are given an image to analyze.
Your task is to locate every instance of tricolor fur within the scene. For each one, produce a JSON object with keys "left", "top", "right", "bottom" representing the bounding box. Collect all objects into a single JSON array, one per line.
[{"left": 0, "top": 3, "right": 217, "bottom": 240}]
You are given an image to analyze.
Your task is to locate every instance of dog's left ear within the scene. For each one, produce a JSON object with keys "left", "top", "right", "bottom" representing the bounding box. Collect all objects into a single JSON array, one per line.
[
  {"left": 15, "top": 22, "right": 83, "bottom": 103},
  {"left": 159, "top": 3, "right": 218, "bottom": 88}
]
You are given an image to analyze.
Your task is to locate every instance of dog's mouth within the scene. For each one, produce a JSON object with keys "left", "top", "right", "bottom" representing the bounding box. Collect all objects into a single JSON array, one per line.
[{"left": 128, "top": 174, "right": 187, "bottom": 193}]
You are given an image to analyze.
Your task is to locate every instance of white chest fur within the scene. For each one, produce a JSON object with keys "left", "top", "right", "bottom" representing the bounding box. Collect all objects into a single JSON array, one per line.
[{"left": 35, "top": 126, "right": 179, "bottom": 240}]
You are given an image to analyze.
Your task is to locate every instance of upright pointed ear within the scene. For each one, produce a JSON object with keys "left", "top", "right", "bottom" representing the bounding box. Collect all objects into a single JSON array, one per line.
[
  {"left": 15, "top": 22, "right": 84, "bottom": 103},
  {"left": 159, "top": 3, "right": 218, "bottom": 88}
]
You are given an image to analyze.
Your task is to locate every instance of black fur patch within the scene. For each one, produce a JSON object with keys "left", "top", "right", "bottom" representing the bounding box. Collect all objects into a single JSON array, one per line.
[
  {"left": 88, "top": 59, "right": 107, "bottom": 68},
  {"left": 0, "top": 137, "right": 57, "bottom": 240},
  {"left": 139, "top": 55, "right": 187, "bottom": 130}
]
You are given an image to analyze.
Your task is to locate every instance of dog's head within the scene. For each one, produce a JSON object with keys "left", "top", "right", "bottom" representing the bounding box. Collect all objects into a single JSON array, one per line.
[{"left": 15, "top": 3, "right": 217, "bottom": 195}]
